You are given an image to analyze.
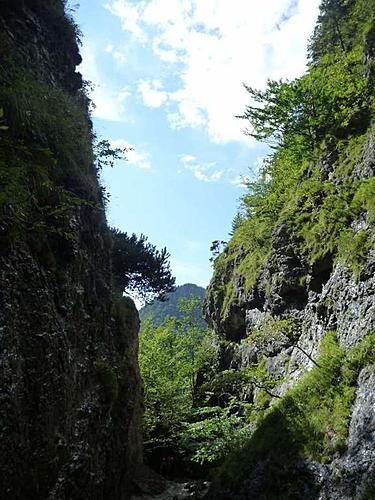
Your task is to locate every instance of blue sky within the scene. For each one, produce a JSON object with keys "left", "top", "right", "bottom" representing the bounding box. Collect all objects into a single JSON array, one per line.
[{"left": 70, "top": 0, "right": 320, "bottom": 293}]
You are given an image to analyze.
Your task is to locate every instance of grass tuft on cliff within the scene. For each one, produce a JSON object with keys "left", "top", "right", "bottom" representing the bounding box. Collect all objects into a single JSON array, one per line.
[{"left": 209, "top": 0, "right": 375, "bottom": 317}]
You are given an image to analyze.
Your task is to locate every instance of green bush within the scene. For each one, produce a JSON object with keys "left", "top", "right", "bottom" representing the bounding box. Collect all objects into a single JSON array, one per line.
[
  {"left": 180, "top": 407, "right": 252, "bottom": 466},
  {"left": 211, "top": 332, "right": 375, "bottom": 498},
  {"left": 245, "top": 317, "right": 300, "bottom": 345},
  {"left": 139, "top": 299, "right": 215, "bottom": 455},
  {"left": 338, "top": 229, "right": 372, "bottom": 278}
]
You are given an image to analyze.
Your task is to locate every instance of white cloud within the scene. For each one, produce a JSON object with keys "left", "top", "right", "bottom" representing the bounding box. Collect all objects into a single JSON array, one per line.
[
  {"left": 105, "top": 0, "right": 321, "bottom": 144},
  {"left": 152, "top": 40, "right": 179, "bottom": 63},
  {"left": 104, "top": 43, "right": 127, "bottom": 65},
  {"left": 105, "top": 1, "right": 147, "bottom": 42},
  {"left": 118, "top": 88, "right": 131, "bottom": 102},
  {"left": 138, "top": 80, "right": 168, "bottom": 107},
  {"left": 79, "top": 41, "right": 130, "bottom": 122},
  {"left": 181, "top": 154, "right": 223, "bottom": 183},
  {"left": 230, "top": 175, "right": 248, "bottom": 188},
  {"left": 181, "top": 154, "right": 195, "bottom": 163},
  {"left": 110, "top": 139, "right": 152, "bottom": 170}
]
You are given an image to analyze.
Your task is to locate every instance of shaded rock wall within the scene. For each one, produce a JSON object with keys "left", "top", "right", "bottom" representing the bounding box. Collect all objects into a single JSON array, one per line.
[
  {"left": 0, "top": 1, "right": 143, "bottom": 498},
  {"left": 204, "top": 126, "right": 375, "bottom": 500},
  {"left": 204, "top": 12, "right": 375, "bottom": 500}
]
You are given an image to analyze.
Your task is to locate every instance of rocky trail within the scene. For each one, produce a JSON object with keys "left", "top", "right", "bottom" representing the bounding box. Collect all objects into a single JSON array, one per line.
[{"left": 132, "top": 479, "right": 209, "bottom": 500}]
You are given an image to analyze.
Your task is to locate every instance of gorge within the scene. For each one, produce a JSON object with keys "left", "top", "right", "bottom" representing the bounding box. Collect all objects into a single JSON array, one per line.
[{"left": 0, "top": 1, "right": 374, "bottom": 499}]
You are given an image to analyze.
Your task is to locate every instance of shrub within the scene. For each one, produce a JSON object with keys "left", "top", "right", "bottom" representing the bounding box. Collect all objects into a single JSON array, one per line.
[{"left": 211, "top": 332, "right": 375, "bottom": 498}]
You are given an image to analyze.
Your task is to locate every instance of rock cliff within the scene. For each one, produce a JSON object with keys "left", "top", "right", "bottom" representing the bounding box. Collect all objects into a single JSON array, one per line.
[
  {"left": 0, "top": 1, "right": 143, "bottom": 498},
  {"left": 204, "top": 1, "right": 375, "bottom": 498}
]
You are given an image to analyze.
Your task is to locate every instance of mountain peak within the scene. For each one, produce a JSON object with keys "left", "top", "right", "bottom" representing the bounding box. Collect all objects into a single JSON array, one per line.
[{"left": 139, "top": 283, "right": 206, "bottom": 326}]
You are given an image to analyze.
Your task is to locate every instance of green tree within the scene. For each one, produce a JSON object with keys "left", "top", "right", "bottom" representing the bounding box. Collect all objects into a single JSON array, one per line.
[
  {"left": 239, "top": 79, "right": 314, "bottom": 147},
  {"left": 111, "top": 229, "right": 175, "bottom": 302},
  {"left": 209, "top": 240, "right": 227, "bottom": 263},
  {"left": 309, "top": 0, "right": 353, "bottom": 60},
  {"left": 140, "top": 316, "right": 191, "bottom": 437},
  {"left": 239, "top": 54, "right": 368, "bottom": 154},
  {"left": 230, "top": 211, "right": 245, "bottom": 236},
  {"left": 139, "top": 298, "right": 214, "bottom": 453},
  {"left": 93, "top": 138, "right": 131, "bottom": 171}
]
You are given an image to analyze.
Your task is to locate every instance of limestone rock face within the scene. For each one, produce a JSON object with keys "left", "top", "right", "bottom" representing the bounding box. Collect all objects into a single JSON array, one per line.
[
  {"left": 318, "top": 366, "right": 375, "bottom": 500},
  {"left": 0, "top": 2, "right": 143, "bottom": 498},
  {"left": 203, "top": 128, "right": 375, "bottom": 498},
  {"left": 203, "top": 38, "right": 375, "bottom": 500}
]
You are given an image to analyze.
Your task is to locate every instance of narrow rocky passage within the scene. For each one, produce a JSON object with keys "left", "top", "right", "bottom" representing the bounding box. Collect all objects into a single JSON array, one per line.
[
  {"left": 132, "top": 480, "right": 209, "bottom": 500},
  {"left": 1, "top": 1, "right": 374, "bottom": 499}
]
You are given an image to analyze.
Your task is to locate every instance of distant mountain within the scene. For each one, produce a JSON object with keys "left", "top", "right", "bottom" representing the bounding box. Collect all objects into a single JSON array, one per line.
[{"left": 139, "top": 283, "right": 207, "bottom": 327}]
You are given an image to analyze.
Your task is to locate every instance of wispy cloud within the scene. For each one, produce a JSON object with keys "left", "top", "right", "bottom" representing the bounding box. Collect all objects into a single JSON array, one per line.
[
  {"left": 79, "top": 41, "right": 130, "bottom": 122},
  {"left": 105, "top": 0, "right": 320, "bottom": 144},
  {"left": 105, "top": 1, "right": 147, "bottom": 42},
  {"left": 230, "top": 175, "right": 249, "bottom": 188},
  {"left": 110, "top": 139, "right": 152, "bottom": 170},
  {"left": 105, "top": 43, "right": 127, "bottom": 65},
  {"left": 138, "top": 80, "right": 168, "bottom": 108},
  {"left": 181, "top": 154, "right": 223, "bottom": 183}
]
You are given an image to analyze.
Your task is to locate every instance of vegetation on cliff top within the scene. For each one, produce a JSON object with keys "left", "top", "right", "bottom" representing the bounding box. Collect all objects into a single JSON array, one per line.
[
  {"left": 199, "top": 1, "right": 375, "bottom": 495},
  {"left": 210, "top": 0, "right": 375, "bottom": 316},
  {"left": 111, "top": 229, "right": 175, "bottom": 302},
  {"left": 0, "top": 2, "right": 175, "bottom": 301}
]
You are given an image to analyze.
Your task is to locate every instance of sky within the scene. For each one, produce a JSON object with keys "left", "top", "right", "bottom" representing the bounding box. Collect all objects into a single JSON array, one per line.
[{"left": 70, "top": 0, "right": 321, "bottom": 291}]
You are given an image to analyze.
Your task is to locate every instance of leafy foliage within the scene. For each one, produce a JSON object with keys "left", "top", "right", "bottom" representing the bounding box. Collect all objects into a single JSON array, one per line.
[
  {"left": 180, "top": 407, "right": 252, "bottom": 466},
  {"left": 93, "top": 139, "right": 131, "bottom": 171},
  {"left": 209, "top": 240, "right": 227, "bottom": 263},
  {"left": 0, "top": 66, "right": 93, "bottom": 183},
  {"left": 337, "top": 229, "right": 372, "bottom": 279},
  {"left": 139, "top": 283, "right": 206, "bottom": 327},
  {"left": 309, "top": 0, "right": 375, "bottom": 61},
  {"left": 139, "top": 298, "right": 216, "bottom": 465},
  {"left": 140, "top": 306, "right": 299, "bottom": 469},
  {"left": 211, "top": 332, "right": 375, "bottom": 499},
  {"left": 230, "top": 211, "right": 246, "bottom": 236},
  {"left": 0, "top": 55, "right": 100, "bottom": 250},
  {"left": 240, "top": 46, "right": 369, "bottom": 149},
  {"left": 111, "top": 229, "right": 175, "bottom": 302},
  {"left": 211, "top": 0, "right": 375, "bottom": 316},
  {"left": 141, "top": 299, "right": 374, "bottom": 479}
]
